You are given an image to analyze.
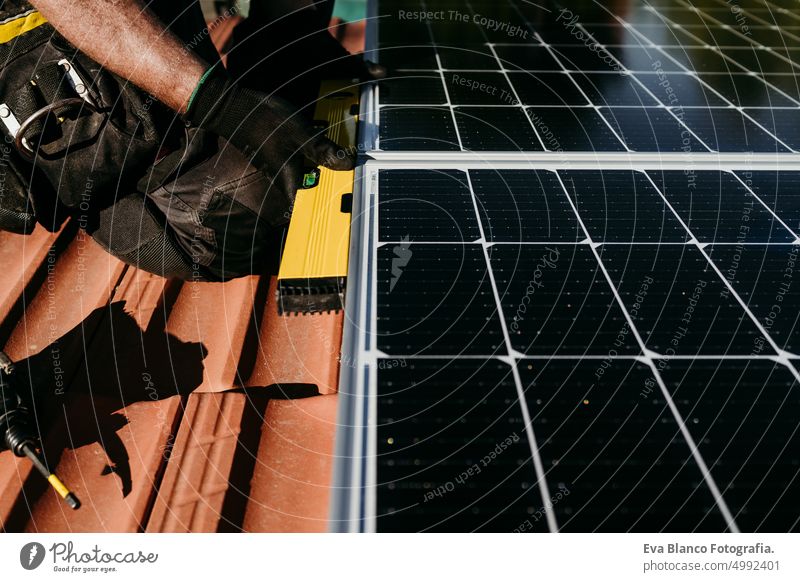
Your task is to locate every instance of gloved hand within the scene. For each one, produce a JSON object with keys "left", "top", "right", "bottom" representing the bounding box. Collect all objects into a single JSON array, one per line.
[
  {"left": 227, "top": 8, "right": 387, "bottom": 105},
  {"left": 302, "top": 19, "right": 387, "bottom": 82},
  {"left": 183, "top": 72, "right": 354, "bottom": 225}
]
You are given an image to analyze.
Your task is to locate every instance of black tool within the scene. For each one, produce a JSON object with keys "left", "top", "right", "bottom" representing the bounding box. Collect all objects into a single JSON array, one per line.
[{"left": 0, "top": 351, "right": 80, "bottom": 509}]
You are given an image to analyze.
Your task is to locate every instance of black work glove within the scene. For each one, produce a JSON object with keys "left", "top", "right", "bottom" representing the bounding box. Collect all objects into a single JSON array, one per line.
[
  {"left": 228, "top": 8, "right": 387, "bottom": 105},
  {"left": 183, "top": 74, "right": 354, "bottom": 225},
  {"left": 306, "top": 18, "right": 387, "bottom": 82}
]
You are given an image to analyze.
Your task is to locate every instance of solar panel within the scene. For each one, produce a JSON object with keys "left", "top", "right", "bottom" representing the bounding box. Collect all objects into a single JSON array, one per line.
[
  {"left": 370, "top": 0, "right": 800, "bottom": 155},
  {"left": 332, "top": 0, "right": 800, "bottom": 533}
]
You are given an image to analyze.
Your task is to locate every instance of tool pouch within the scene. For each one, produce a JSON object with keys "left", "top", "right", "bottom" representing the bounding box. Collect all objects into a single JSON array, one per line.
[{"left": 0, "top": 9, "right": 174, "bottom": 232}]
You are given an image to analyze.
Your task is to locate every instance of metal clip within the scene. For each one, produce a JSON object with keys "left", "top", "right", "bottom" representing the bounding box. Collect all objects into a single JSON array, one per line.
[
  {"left": 0, "top": 351, "right": 15, "bottom": 375},
  {"left": 0, "top": 104, "right": 31, "bottom": 152},
  {"left": 57, "top": 59, "right": 95, "bottom": 107}
]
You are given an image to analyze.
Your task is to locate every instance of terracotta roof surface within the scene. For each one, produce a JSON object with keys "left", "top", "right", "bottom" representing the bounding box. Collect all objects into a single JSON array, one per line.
[{"left": 0, "top": 222, "right": 341, "bottom": 532}]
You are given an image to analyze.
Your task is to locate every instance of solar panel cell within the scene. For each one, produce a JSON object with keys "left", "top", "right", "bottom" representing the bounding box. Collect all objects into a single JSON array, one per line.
[
  {"left": 494, "top": 45, "right": 562, "bottom": 71},
  {"left": 572, "top": 71, "right": 660, "bottom": 106},
  {"left": 377, "top": 244, "right": 506, "bottom": 356},
  {"left": 700, "top": 73, "right": 800, "bottom": 107},
  {"left": 738, "top": 171, "right": 800, "bottom": 232},
  {"left": 379, "top": 73, "right": 447, "bottom": 105},
  {"left": 455, "top": 107, "right": 543, "bottom": 151},
  {"left": 377, "top": 46, "right": 438, "bottom": 70},
  {"left": 437, "top": 46, "right": 499, "bottom": 70},
  {"left": 471, "top": 170, "right": 582, "bottom": 242},
  {"left": 526, "top": 107, "right": 627, "bottom": 152},
  {"left": 379, "top": 106, "right": 460, "bottom": 150},
  {"left": 378, "top": 170, "right": 480, "bottom": 242},
  {"left": 674, "top": 107, "right": 792, "bottom": 152},
  {"left": 631, "top": 72, "right": 728, "bottom": 107},
  {"left": 599, "top": 106, "right": 709, "bottom": 152},
  {"left": 742, "top": 108, "right": 800, "bottom": 150},
  {"left": 490, "top": 244, "right": 640, "bottom": 355},
  {"left": 445, "top": 72, "right": 515, "bottom": 105},
  {"left": 662, "top": 47, "right": 744, "bottom": 73},
  {"left": 506, "top": 72, "right": 589, "bottom": 106},
  {"left": 761, "top": 74, "right": 800, "bottom": 102}
]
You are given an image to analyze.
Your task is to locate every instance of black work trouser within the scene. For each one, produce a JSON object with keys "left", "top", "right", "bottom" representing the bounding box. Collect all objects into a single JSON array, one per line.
[{"left": 87, "top": 129, "right": 279, "bottom": 281}]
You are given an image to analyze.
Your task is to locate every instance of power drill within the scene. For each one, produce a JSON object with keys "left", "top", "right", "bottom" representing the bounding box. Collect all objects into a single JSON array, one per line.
[{"left": 0, "top": 351, "right": 80, "bottom": 509}]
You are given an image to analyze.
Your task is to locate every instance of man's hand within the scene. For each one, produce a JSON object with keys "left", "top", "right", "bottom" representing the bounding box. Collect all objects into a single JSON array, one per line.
[
  {"left": 184, "top": 74, "right": 355, "bottom": 225},
  {"left": 228, "top": 7, "right": 387, "bottom": 106}
]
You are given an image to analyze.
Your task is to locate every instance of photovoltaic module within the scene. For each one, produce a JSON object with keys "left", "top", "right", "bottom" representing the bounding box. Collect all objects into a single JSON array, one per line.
[{"left": 331, "top": 0, "right": 800, "bottom": 533}]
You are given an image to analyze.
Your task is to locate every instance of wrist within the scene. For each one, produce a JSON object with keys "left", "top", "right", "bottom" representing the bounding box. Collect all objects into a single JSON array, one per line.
[
  {"left": 183, "top": 64, "right": 234, "bottom": 127},
  {"left": 185, "top": 65, "right": 219, "bottom": 116}
]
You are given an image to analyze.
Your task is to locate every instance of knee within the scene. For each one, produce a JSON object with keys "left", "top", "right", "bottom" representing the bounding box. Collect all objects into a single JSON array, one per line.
[
  {"left": 203, "top": 218, "right": 278, "bottom": 280},
  {"left": 87, "top": 193, "right": 204, "bottom": 280}
]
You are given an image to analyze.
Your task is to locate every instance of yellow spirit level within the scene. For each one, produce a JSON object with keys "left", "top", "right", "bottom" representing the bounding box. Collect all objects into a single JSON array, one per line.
[{"left": 277, "top": 80, "right": 359, "bottom": 314}]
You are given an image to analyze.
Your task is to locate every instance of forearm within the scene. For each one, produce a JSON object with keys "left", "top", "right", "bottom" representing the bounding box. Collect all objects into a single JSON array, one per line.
[{"left": 29, "top": 0, "right": 208, "bottom": 112}]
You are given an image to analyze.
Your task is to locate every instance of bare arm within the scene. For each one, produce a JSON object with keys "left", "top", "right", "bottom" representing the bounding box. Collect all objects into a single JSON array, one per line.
[{"left": 29, "top": 0, "right": 208, "bottom": 112}]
